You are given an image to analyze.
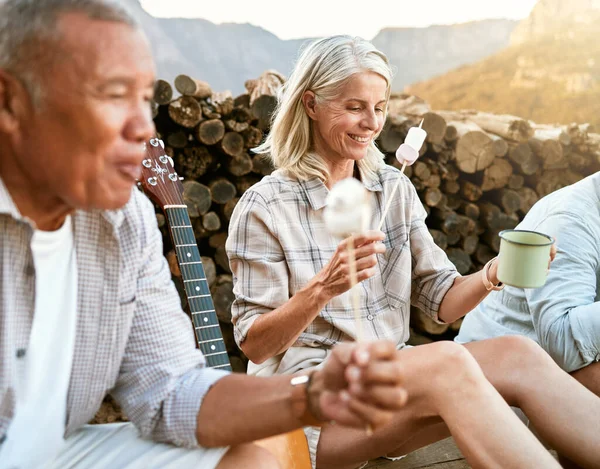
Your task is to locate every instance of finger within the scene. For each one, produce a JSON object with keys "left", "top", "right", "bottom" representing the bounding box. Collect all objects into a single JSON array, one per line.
[
  {"left": 354, "top": 242, "right": 386, "bottom": 260},
  {"left": 350, "top": 230, "right": 385, "bottom": 247},
  {"left": 349, "top": 383, "right": 408, "bottom": 410},
  {"left": 356, "top": 359, "right": 404, "bottom": 385},
  {"left": 318, "top": 390, "right": 370, "bottom": 427},
  {"left": 363, "top": 340, "right": 398, "bottom": 362},
  {"left": 355, "top": 254, "right": 378, "bottom": 271},
  {"left": 345, "top": 394, "right": 395, "bottom": 429}
]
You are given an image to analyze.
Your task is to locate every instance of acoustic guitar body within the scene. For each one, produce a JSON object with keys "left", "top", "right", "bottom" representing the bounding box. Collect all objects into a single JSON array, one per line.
[{"left": 255, "top": 428, "right": 312, "bottom": 469}]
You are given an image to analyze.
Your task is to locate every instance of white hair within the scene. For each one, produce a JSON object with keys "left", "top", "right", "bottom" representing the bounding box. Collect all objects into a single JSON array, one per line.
[
  {"left": 254, "top": 35, "right": 394, "bottom": 182},
  {"left": 0, "top": 0, "right": 138, "bottom": 105}
]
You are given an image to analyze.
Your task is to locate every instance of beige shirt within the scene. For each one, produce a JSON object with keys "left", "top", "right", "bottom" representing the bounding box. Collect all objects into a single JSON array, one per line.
[
  {"left": 227, "top": 165, "right": 459, "bottom": 376},
  {"left": 0, "top": 178, "right": 228, "bottom": 448}
]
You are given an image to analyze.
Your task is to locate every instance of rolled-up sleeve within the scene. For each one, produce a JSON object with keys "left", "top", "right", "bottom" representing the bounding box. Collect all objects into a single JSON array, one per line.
[
  {"left": 112, "top": 194, "right": 229, "bottom": 448},
  {"left": 408, "top": 186, "right": 459, "bottom": 322},
  {"left": 525, "top": 213, "right": 600, "bottom": 372},
  {"left": 226, "top": 190, "right": 288, "bottom": 347}
]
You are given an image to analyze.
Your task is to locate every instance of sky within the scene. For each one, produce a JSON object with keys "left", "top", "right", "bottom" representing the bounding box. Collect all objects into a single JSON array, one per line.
[{"left": 140, "top": 0, "right": 538, "bottom": 40}]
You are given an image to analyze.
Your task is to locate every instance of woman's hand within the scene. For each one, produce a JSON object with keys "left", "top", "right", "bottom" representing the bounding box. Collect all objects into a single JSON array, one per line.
[
  {"left": 308, "top": 341, "right": 408, "bottom": 429},
  {"left": 488, "top": 237, "right": 558, "bottom": 284},
  {"left": 313, "top": 230, "right": 385, "bottom": 302}
]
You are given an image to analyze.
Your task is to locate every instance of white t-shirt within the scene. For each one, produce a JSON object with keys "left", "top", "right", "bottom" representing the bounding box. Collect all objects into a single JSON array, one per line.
[{"left": 0, "top": 216, "right": 78, "bottom": 468}]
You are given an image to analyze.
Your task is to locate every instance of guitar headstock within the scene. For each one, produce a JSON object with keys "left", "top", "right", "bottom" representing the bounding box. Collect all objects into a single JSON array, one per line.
[{"left": 139, "top": 137, "right": 184, "bottom": 208}]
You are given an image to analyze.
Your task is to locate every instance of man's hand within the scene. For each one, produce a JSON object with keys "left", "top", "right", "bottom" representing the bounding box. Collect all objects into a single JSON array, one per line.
[{"left": 308, "top": 341, "right": 408, "bottom": 429}]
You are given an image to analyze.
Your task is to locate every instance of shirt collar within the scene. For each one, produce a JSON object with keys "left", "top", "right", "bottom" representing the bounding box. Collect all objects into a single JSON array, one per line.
[
  {"left": 0, "top": 174, "right": 125, "bottom": 229},
  {"left": 297, "top": 165, "right": 383, "bottom": 211}
]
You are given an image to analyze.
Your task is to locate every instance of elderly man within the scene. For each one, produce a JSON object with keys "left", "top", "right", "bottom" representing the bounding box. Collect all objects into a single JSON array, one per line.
[
  {"left": 0, "top": 1, "right": 410, "bottom": 468},
  {"left": 457, "top": 171, "right": 600, "bottom": 396}
]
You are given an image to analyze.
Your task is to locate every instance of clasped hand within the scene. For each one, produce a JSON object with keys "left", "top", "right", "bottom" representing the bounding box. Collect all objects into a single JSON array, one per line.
[{"left": 308, "top": 340, "right": 408, "bottom": 429}]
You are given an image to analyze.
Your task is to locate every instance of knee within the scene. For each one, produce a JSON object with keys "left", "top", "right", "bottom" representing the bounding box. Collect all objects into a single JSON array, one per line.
[
  {"left": 428, "top": 341, "right": 485, "bottom": 386},
  {"left": 495, "top": 335, "right": 553, "bottom": 371}
]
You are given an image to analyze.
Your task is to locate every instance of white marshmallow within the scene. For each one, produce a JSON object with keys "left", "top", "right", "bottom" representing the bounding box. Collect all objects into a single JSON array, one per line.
[
  {"left": 324, "top": 178, "right": 371, "bottom": 238},
  {"left": 395, "top": 124, "right": 427, "bottom": 167}
]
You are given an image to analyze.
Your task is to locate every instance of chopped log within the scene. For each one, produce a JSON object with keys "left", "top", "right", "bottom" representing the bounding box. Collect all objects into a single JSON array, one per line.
[
  {"left": 251, "top": 95, "right": 278, "bottom": 130},
  {"left": 459, "top": 202, "right": 480, "bottom": 220},
  {"left": 442, "top": 179, "right": 460, "bottom": 195},
  {"left": 455, "top": 128, "right": 495, "bottom": 173},
  {"left": 379, "top": 122, "right": 405, "bottom": 153},
  {"left": 226, "top": 152, "right": 253, "bottom": 177},
  {"left": 533, "top": 124, "right": 571, "bottom": 146},
  {"left": 211, "top": 274, "right": 234, "bottom": 323},
  {"left": 225, "top": 119, "right": 249, "bottom": 133},
  {"left": 447, "top": 248, "right": 473, "bottom": 274},
  {"left": 202, "top": 211, "right": 221, "bottom": 232},
  {"left": 174, "top": 74, "right": 212, "bottom": 99},
  {"left": 460, "top": 181, "right": 483, "bottom": 202},
  {"left": 209, "top": 232, "right": 228, "bottom": 249},
  {"left": 251, "top": 154, "right": 275, "bottom": 176},
  {"left": 513, "top": 187, "right": 538, "bottom": 214},
  {"left": 209, "top": 178, "right": 237, "bottom": 204},
  {"left": 223, "top": 197, "right": 239, "bottom": 221},
  {"left": 167, "top": 130, "right": 188, "bottom": 149},
  {"left": 466, "top": 111, "right": 534, "bottom": 142},
  {"left": 475, "top": 244, "right": 496, "bottom": 265},
  {"left": 446, "top": 232, "right": 461, "bottom": 246},
  {"left": 429, "top": 229, "right": 448, "bottom": 250},
  {"left": 156, "top": 213, "right": 166, "bottom": 228},
  {"left": 221, "top": 131, "right": 245, "bottom": 157},
  {"left": 508, "top": 142, "right": 540, "bottom": 176},
  {"left": 529, "top": 137, "right": 566, "bottom": 169},
  {"left": 235, "top": 175, "right": 261, "bottom": 194},
  {"left": 388, "top": 94, "right": 431, "bottom": 117},
  {"left": 456, "top": 215, "right": 476, "bottom": 237},
  {"left": 153, "top": 79, "right": 173, "bottom": 105},
  {"left": 196, "top": 119, "right": 225, "bottom": 145},
  {"left": 176, "top": 146, "right": 214, "bottom": 179},
  {"left": 444, "top": 124, "right": 458, "bottom": 142},
  {"left": 508, "top": 174, "right": 525, "bottom": 189},
  {"left": 462, "top": 235, "right": 479, "bottom": 256},
  {"left": 168, "top": 96, "right": 203, "bottom": 128},
  {"left": 446, "top": 194, "right": 462, "bottom": 211},
  {"left": 201, "top": 256, "right": 217, "bottom": 287},
  {"left": 215, "top": 245, "right": 232, "bottom": 274},
  {"left": 212, "top": 90, "right": 234, "bottom": 116},
  {"left": 411, "top": 308, "right": 449, "bottom": 335},
  {"left": 489, "top": 133, "right": 509, "bottom": 157},
  {"left": 183, "top": 181, "right": 212, "bottom": 217},
  {"left": 234, "top": 93, "right": 250, "bottom": 108},
  {"left": 490, "top": 188, "right": 522, "bottom": 215},
  {"left": 244, "top": 69, "right": 285, "bottom": 105},
  {"left": 201, "top": 102, "right": 221, "bottom": 120},
  {"left": 424, "top": 187, "right": 443, "bottom": 207},
  {"left": 481, "top": 158, "right": 513, "bottom": 191},
  {"left": 242, "top": 126, "right": 264, "bottom": 149},
  {"left": 413, "top": 161, "right": 431, "bottom": 181}
]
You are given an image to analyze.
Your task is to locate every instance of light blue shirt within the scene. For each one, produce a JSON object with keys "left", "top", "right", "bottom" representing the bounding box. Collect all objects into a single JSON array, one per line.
[{"left": 456, "top": 172, "right": 600, "bottom": 372}]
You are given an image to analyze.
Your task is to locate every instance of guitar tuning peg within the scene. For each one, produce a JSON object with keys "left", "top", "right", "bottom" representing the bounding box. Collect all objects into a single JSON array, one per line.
[{"left": 179, "top": 177, "right": 184, "bottom": 181}]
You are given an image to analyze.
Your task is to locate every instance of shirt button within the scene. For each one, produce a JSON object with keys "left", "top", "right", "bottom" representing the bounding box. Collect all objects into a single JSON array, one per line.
[
  {"left": 16, "top": 348, "right": 26, "bottom": 358},
  {"left": 367, "top": 314, "right": 374, "bottom": 321}
]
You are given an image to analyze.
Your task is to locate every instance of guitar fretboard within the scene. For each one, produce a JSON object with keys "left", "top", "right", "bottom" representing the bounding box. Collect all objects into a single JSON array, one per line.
[{"left": 165, "top": 207, "right": 232, "bottom": 371}]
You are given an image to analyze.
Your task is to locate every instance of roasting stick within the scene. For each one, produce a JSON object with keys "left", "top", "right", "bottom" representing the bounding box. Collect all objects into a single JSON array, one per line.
[
  {"left": 324, "top": 177, "right": 372, "bottom": 433},
  {"left": 377, "top": 119, "right": 427, "bottom": 231}
]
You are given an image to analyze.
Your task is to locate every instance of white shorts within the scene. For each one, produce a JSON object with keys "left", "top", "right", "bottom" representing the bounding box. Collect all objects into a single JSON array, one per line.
[{"left": 48, "top": 423, "right": 229, "bottom": 469}]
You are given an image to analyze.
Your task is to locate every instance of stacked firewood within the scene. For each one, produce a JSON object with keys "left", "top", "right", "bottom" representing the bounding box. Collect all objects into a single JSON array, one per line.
[
  {"left": 93, "top": 74, "right": 600, "bottom": 424},
  {"left": 153, "top": 78, "right": 600, "bottom": 360},
  {"left": 382, "top": 94, "right": 600, "bottom": 336}
]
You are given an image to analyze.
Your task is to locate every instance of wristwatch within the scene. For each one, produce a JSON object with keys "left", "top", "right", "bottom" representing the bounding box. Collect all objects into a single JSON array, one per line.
[{"left": 290, "top": 373, "right": 323, "bottom": 426}]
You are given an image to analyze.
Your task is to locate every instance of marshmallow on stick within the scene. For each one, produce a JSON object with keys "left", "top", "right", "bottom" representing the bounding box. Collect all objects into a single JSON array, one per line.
[
  {"left": 376, "top": 119, "right": 427, "bottom": 231},
  {"left": 324, "top": 178, "right": 372, "bottom": 342}
]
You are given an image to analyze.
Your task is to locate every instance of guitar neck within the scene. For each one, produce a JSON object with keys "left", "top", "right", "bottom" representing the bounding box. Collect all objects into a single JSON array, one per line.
[{"left": 164, "top": 206, "right": 232, "bottom": 371}]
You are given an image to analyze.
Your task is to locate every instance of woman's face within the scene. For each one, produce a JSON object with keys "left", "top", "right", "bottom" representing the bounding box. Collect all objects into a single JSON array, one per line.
[{"left": 307, "top": 71, "right": 387, "bottom": 168}]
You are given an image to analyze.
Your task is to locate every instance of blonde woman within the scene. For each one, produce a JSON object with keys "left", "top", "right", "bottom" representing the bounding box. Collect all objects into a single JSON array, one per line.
[{"left": 227, "top": 35, "right": 600, "bottom": 469}]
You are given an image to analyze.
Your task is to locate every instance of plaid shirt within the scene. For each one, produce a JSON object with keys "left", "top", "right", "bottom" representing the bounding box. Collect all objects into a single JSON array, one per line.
[
  {"left": 227, "top": 165, "right": 459, "bottom": 374},
  {"left": 0, "top": 177, "right": 228, "bottom": 448}
]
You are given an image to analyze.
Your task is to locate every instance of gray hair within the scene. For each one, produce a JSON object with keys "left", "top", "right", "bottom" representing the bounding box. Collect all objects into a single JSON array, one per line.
[
  {"left": 254, "top": 35, "right": 393, "bottom": 183},
  {"left": 0, "top": 0, "right": 138, "bottom": 104}
]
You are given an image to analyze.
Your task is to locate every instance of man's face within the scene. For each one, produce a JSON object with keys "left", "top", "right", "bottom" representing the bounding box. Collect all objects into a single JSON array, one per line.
[{"left": 14, "top": 13, "right": 156, "bottom": 211}]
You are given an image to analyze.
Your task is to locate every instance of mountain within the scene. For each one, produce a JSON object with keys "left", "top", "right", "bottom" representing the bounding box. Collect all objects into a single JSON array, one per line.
[
  {"left": 407, "top": 0, "right": 600, "bottom": 128},
  {"left": 121, "top": 0, "right": 515, "bottom": 95}
]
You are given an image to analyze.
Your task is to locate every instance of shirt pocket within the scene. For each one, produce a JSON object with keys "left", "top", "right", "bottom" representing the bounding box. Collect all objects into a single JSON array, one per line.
[{"left": 378, "top": 232, "right": 411, "bottom": 311}]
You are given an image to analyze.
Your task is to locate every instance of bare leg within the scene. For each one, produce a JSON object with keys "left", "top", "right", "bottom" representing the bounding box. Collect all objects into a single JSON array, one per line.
[
  {"left": 217, "top": 443, "right": 280, "bottom": 469},
  {"left": 571, "top": 362, "right": 600, "bottom": 397},
  {"left": 464, "top": 336, "right": 600, "bottom": 468},
  {"left": 316, "top": 341, "right": 558, "bottom": 469}
]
